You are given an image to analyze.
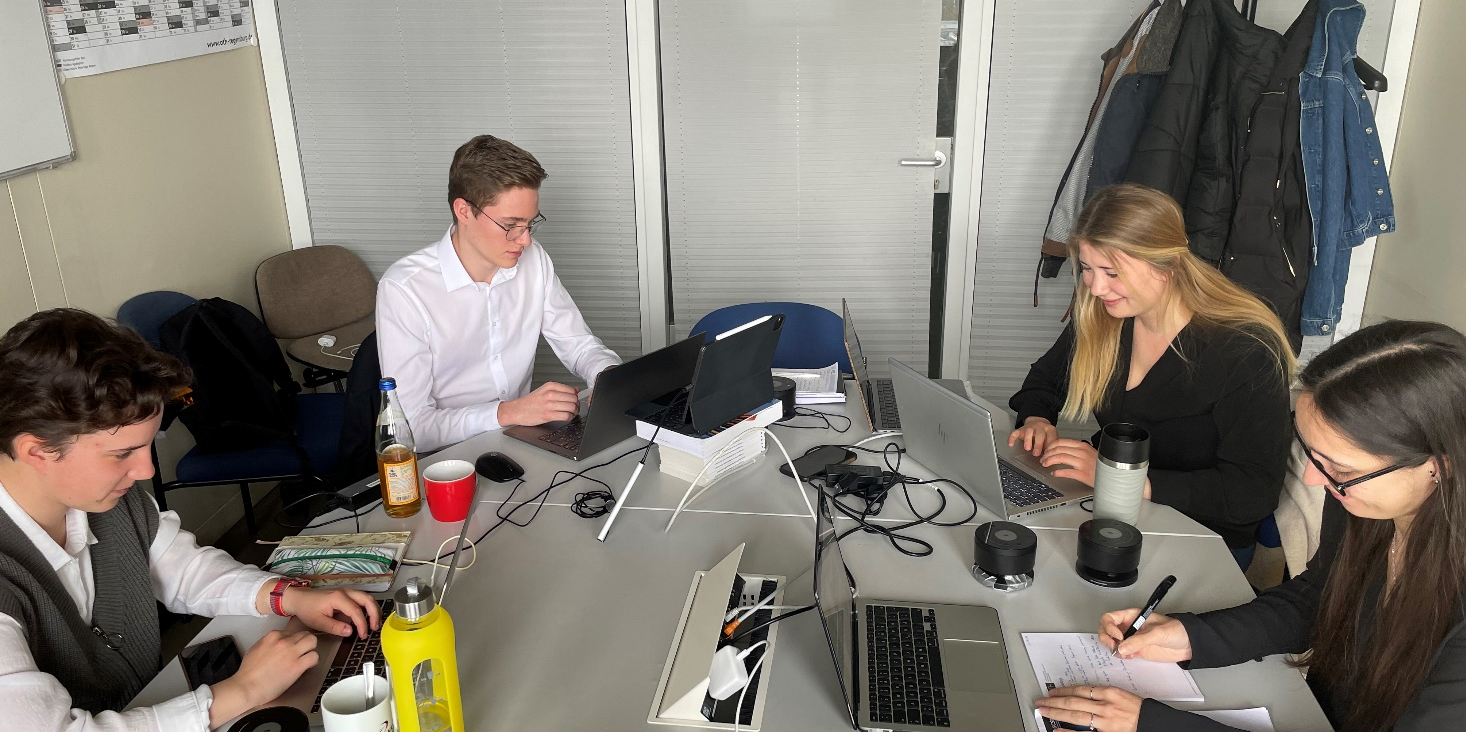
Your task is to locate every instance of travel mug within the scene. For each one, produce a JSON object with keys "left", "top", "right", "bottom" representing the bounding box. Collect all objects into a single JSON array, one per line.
[{"left": 1092, "top": 423, "right": 1150, "bottom": 525}]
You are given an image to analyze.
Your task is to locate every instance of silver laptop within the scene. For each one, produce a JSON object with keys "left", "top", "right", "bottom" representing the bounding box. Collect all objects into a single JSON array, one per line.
[
  {"left": 888, "top": 358, "right": 1091, "bottom": 520},
  {"left": 814, "top": 493, "right": 1026, "bottom": 732},
  {"left": 841, "top": 299, "right": 964, "bottom": 432}
]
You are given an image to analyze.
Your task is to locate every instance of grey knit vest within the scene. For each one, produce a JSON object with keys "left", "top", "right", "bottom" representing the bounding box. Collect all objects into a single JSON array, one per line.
[{"left": 0, "top": 486, "right": 161, "bottom": 713}]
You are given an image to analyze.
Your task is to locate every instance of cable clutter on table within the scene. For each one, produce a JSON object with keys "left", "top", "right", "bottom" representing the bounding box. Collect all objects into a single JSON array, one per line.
[{"left": 805, "top": 440, "right": 980, "bottom": 558}]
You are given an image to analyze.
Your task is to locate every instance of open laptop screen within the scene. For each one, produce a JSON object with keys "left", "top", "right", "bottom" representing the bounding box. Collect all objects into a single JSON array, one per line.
[
  {"left": 841, "top": 299, "right": 872, "bottom": 390},
  {"left": 814, "top": 493, "right": 859, "bottom": 728}
]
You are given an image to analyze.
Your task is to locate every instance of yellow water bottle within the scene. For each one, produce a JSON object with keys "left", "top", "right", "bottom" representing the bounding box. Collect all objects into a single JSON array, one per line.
[{"left": 381, "top": 578, "right": 464, "bottom": 732}]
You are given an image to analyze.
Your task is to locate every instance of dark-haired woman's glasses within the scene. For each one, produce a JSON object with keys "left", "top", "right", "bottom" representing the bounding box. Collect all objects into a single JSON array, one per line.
[{"left": 1291, "top": 414, "right": 1417, "bottom": 496}]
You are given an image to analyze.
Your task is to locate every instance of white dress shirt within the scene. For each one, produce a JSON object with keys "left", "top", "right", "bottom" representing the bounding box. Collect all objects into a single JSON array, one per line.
[
  {"left": 376, "top": 228, "right": 622, "bottom": 452},
  {"left": 0, "top": 481, "right": 278, "bottom": 732}
]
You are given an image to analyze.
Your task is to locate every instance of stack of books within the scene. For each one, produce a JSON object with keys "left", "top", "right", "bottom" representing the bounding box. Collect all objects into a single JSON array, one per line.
[{"left": 636, "top": 399, "right": 783, "bottom": 486}]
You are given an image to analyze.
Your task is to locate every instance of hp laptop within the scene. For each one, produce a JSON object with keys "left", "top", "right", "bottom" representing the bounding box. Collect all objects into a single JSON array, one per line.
[
  {"left": 841, "top": 299, "right": 964, "bottom": 432},
  {"left": 889, "top": 358, "right": 1092, "bottom": 520},
  {"left": 505, "top": 335, "right": 704, "bottom": 460},
  {"left": 814, "top": 493, "right": 1027, "bottom": 732}
]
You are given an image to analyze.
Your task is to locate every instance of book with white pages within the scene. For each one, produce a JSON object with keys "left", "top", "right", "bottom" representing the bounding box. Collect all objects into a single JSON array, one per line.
[{"left": 771, "top": 363, "right": 846, "bottom": 404}]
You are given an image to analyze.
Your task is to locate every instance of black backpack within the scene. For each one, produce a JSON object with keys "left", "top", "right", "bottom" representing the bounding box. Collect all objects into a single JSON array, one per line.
[{"left": 158, "top": 298, "right": 302, "bottom": 453}]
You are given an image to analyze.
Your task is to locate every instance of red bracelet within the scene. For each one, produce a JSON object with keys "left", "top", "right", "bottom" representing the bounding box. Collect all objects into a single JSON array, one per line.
[{"left": 269, "top": 578, "right": 310, "bottom": 617}]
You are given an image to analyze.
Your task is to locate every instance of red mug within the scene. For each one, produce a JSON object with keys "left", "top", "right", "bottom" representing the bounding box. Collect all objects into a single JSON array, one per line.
[{"left": 422, "top": 460, "right": 476, "bottom": 522}]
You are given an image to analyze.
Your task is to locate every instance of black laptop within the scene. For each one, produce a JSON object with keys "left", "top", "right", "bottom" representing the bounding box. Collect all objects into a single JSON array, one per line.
[{"left": 505, "top": 335, "right": 703, "bottom": 460}]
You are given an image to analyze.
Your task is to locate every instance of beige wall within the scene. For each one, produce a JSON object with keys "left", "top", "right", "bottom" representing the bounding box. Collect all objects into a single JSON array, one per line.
[
  {"left": 1, "top": 47, "right": 292, "bottom": 542},
  {"left": 1362, "top": 0, "right": 1466, "bottom": 331}
]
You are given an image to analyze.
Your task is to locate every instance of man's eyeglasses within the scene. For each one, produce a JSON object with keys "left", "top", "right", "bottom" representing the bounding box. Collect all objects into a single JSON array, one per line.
[
  {"left": 1291, "top": 412, "right": 1418, "bottom": 495},
  {"left": 469, "top": 203, "right": 546, "bottom": 241}
]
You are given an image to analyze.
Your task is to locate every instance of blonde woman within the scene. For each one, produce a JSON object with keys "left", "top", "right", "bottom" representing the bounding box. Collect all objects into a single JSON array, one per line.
[{"left": 1008, "top": 184, "right": 1294, "bottom": 568}]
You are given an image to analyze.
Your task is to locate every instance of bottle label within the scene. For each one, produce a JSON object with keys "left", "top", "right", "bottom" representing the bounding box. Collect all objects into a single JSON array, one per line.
[{"left": 383, "top": 459, "right": 420, "bottom": 505}]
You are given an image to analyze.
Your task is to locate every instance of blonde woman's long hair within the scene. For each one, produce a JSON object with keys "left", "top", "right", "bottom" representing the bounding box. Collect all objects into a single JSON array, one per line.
[{"left": 1060, "top": 184, "right": 1295, "bottom": 422}]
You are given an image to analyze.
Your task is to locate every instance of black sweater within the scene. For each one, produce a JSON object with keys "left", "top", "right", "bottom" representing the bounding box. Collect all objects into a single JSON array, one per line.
[
  {"left": 1140, "top": 496, "right": 1466, "bottom": 731},
  {"left": 1009, "top": 319, "right": 1290, "bottom": 548}
]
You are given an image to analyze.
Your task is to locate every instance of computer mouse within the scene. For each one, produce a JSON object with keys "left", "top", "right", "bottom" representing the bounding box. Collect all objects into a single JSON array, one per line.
[{"left": 475, "top": 451, "right": 525, "bottom": 483}]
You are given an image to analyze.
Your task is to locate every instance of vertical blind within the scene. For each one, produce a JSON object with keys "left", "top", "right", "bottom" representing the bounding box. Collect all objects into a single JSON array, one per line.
[
  {"left": 275, "top": 0, "right": 642, "bottom": 383},
  {"left": 966, "top": 0, "right": 1395, "bottom": 408},
  {"left": 659, "top": 0, "right": 941, "bottom": 377}
]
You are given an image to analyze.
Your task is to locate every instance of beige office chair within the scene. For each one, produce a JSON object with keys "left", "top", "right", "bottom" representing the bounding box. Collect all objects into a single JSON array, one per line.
[{"left": 255, "top": 245, "right": 377, "bottom": 389}]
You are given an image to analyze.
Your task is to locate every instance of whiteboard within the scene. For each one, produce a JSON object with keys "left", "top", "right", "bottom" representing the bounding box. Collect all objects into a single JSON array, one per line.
[{"left": 1, "top": 0, "right": 74, "bottom": 181}]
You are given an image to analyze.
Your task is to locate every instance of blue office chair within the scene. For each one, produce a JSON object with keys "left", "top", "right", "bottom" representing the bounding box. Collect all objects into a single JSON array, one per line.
[
  {"left": 689, "top": 302, "right": 851, "bottom": 372},
  {"left": 1257, "top": 513, "right": 1282, "bottom": 549},
  {"left": 118, "top": 292, "right": 345, "bottom": 534}
]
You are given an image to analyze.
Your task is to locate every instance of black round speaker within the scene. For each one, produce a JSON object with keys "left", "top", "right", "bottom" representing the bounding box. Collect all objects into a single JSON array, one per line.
[
  {"left": 1075, "top": 518, "right": 1143, "bottom": 588},
  {"left": 227, "top": 707, "right": 310, "bottom": 732},
  {"left": 772, "top": 375, "right": 797, "bottom": 421},
  {"left": 973, "top": 521, "right": 1037, "bottom": 591}
]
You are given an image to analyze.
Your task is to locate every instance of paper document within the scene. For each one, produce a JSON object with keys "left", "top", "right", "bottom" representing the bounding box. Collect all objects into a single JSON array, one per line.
[
  {"left": 1022, "top": 633, "right": 1203, "bottom": 702},
  {"left": 771, "top": 364, "right": 846, "bottom": 404}
]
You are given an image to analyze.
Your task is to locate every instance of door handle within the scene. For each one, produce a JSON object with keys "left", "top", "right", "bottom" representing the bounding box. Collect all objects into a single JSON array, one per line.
[{"left": 899, "top": 151, "right": 948, "bottom": 168}]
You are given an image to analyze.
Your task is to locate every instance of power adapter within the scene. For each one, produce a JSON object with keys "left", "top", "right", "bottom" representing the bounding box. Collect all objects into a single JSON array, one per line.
[
  {"left": 335, "top": 478, "right": 381, "bottom": 513},
  {"left": 826, "top": 464, "right": 884, "bottom": 492}
]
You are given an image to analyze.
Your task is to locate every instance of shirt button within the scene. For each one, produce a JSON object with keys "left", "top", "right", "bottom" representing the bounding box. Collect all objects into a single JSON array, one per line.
[
  {"left": 1376, "top": 188, "right": 1384, "bottom": 195},
  {"left": 1380, "top": 223, "right": 1389, "bottom": 231},
  {"left": 1322, "top": 324, "right": 1331, "bottom": 333},
  {"left": 1373, "top": 158, "right": 1380, "bottom": 165},
  {"left": 1365, "top": 126, "right": 1374, "bottom": 134}
]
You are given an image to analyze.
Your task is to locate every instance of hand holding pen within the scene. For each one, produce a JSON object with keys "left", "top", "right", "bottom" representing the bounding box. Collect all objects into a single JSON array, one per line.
[{"left": 1097, "top": 575, "right": 1194, "bottom": 663}]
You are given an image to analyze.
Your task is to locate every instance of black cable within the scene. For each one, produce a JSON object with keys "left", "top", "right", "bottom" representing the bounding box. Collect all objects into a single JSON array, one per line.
[
  {"left": 569, "top": 389, "right": 684, "bottom": 518},
  {"left": 770, "top": 407, "right": 851, "bottom": 433},
  {"left": 727, "top": 604, "right": 817, "bottom": 644},
  {"left": 810, "top": 440, "right": 980, "bottom": 558},
  {"left": 428, "top": 444, "right": 649, "bottom": 563}
]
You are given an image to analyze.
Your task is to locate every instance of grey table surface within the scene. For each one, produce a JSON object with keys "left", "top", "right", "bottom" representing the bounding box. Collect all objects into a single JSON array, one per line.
[{"left": 134, "top": 395, "right": 1330, "bottom": 732}]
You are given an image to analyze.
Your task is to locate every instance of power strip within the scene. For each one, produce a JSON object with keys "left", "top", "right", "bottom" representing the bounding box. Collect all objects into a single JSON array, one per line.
[{"left": 335, "top": 479, "right": 381, "bottom": 513}]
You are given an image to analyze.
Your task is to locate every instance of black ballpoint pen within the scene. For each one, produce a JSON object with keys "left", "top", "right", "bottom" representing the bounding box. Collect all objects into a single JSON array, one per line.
[{"left": 1116, "top": 575, "right": 1177, "bottom": 653}]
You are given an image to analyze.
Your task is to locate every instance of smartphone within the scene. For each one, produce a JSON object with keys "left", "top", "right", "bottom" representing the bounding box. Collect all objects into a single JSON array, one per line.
[
  {"left": 180, "top": 635, "right": 243, "bottom": 690},
  {"left": 778, "top": 445, "right": 857, "bottom": 480}
]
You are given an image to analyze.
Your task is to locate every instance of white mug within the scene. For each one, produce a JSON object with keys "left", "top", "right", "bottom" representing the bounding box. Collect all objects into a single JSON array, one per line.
[{"left": 320, "top": 674, "right": 394, "bottom": 732}]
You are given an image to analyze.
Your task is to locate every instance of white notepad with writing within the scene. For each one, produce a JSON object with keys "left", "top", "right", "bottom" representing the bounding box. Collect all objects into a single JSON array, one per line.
[{"left": 1022, "top": 632, "right": 1204, "bottom": 702}]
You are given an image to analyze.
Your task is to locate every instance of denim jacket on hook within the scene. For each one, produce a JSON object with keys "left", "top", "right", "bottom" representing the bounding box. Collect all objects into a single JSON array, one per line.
[{"left": 1299, "top": 0, "right": 1395, "bottom": 336}]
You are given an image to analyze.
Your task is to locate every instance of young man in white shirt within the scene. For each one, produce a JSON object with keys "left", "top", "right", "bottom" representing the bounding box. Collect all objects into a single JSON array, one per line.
[
  {"left": 0, "top": 309, "right": 381, "bottom": 731},
  {"left": 376, "top": 135, "right": 622, "bottom": 452}
]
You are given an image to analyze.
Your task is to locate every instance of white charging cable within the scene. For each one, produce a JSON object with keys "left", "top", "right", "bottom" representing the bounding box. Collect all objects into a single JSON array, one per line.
[
  {"left": 733, "top": 651, "right": 770, "bottom": 732},
  {"left": 854, "top": 430, "right": 901, "bottom": 447},
  {"left": 401, "top": 535, "right": 478, "bottom": 605},
  {"left": 664, "top": 426, "right": 814, "bottom": 533}
]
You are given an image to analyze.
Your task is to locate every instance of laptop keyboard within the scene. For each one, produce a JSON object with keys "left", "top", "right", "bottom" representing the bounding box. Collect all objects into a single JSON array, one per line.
[
  {"left": 311, "top": 598, "right": 394, "bottom": 714},
  {"left": 537, "top": 419, "right": 585, "bottom": 450},
  {"left": 873, "top": 378, "right": 902, "bottom": 430},
  {"left": 997, "top": 458, "right": 1064, "bottom": 507},
  {"left": 866, "top": 604, "right": 950, "bottom": 728}
]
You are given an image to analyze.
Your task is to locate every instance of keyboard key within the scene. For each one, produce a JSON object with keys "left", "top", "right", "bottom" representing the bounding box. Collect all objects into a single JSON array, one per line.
[{"left": 997, "top": 459, "right": 1065, "bottom": 506}]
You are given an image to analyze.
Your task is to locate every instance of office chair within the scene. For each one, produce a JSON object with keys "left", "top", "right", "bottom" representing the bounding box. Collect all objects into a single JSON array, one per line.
[
  {"left": 689, "top": 302, "right": 851, "bottom": 372},
  {"left": 118, "top": 291, "right": 345, "bottom": 534},
  {"left": 255, "top": 245, "right": 377, "bottom": 390}
]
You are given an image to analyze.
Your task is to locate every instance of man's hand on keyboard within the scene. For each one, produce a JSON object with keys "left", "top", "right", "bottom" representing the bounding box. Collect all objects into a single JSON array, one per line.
[
  {"left": 278, "top": 586, "right": 382, "bottom": 638},
  {"left": 1039, "top": 438, "right": 1097, "bottom": 487},
  {"left": 499, "top": 382, "right": 579, "bottom": 427}
]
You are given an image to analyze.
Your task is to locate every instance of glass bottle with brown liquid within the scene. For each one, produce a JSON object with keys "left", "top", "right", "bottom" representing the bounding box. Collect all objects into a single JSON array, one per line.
[{"left": 376, "top": 377, "right": 422, "bottom": 518}]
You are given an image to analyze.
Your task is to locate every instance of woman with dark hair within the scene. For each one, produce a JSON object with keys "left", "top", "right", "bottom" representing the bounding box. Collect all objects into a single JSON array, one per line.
[
  {"left": 1009, "top": 184, "right": 1293, "bottom": 569},
  {"left": 1036, "top": 319, "right": 1466, "bottom": 731},
  {"left": 0, "top": 309, "right": 381, "bottom": 731}
]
